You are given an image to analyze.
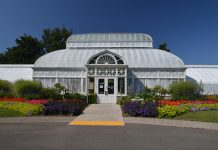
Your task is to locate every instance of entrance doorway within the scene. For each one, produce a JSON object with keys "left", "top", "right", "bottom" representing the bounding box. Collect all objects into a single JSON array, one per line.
[
  {"left": 97, "top": 77, "right": 117, "bottom": 103},
  {"left": 86, "top": 51, "right": 127, "bottom": 103}
]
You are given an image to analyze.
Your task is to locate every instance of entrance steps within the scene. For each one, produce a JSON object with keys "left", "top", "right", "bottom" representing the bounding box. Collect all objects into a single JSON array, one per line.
[{"left": 68, "top": 104, "right": 125, "bottom": 126}]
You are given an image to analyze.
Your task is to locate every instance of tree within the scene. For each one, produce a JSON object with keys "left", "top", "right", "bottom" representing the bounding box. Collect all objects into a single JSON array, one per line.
[
  {"left": 0, "top": 53, "right": 8, "bottom": 64},
  {"left": 5, "top": 34, "right": 43, "bottom": 64},
  {"left": 42, "top": 27, "right": 72, "bottom": 53},
  {"left": 0, "top": 27, "right": 72, "bottom": 64},
  {"left": 159, "top": 42, "right": 171, "bottom": 52}
]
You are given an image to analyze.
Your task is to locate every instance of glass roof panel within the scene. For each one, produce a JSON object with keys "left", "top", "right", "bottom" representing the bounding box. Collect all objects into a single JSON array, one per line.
[{"left": 66, "top": 33, "right": 152, "bottom": 43}]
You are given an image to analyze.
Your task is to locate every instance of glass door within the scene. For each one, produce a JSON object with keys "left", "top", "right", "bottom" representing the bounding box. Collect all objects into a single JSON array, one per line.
[
  {"left": 98, "top": 79, "right": 105, "bottom": 94},
  {"left": 107, "top": 79, "right": 114, "bottom": 94},
  {"left": 97, "top": 77, "right": 117, "bottom": 103}
]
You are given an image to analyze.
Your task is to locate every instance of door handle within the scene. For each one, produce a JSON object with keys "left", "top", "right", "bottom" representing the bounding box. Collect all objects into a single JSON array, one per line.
[{"left": 105, "top": 91, "right": 108, "bottom": 95}]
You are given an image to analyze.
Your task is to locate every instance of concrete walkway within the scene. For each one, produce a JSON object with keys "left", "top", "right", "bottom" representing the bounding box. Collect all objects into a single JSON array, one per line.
[
  {"left": 68, "top": 104, "right": 125, "bottom": 126},
  {"left": 125, "top": 117, "right": 218, "bottom": 131}
]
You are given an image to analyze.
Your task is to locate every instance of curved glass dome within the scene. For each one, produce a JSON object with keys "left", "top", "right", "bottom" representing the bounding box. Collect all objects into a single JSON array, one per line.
[{"left": 34, "top": 49, "right": 185, "bottom": 68}]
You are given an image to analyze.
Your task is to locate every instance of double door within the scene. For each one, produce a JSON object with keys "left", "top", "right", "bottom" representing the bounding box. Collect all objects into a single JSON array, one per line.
[{"left": 96, "top": 77, "right": 117, "bottom": 103}]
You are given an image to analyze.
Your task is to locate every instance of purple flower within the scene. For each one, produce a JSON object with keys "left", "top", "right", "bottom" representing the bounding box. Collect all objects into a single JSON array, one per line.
[
  {"left": 123, "top": 101, "right": 158, "bottom": 117},
  {"left": 200, "top": 107, "right": 209, "bottom": 111},
  {"left": 190, "top": 107, "right": 198, "bottom": 112}
]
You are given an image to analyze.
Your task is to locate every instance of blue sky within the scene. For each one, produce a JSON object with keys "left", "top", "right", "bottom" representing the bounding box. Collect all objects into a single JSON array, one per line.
[{"left": 0, "top": 0, "right": 218, "bottom": 65}]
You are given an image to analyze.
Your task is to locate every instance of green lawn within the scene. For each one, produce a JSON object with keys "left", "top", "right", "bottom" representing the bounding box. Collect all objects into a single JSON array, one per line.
[
  {"left": 0, "top": 108, "right": 24, "bottom": 117},
  {"left": 175, "top": 110, "right": 218, "bottom": 123}
]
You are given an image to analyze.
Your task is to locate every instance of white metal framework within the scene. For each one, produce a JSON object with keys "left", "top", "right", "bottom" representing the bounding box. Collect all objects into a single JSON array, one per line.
[
  {"left": 1, "top": 33, "right": 217, "bottom": 101},
  {"left": 66, "top": 33, "right": 153, "bottom": 48},
  {"left": 86, "top": 52, "right": 128, "bottom": 102},
  {"left": 186, "top": 65, "right": 218, "bottom": 95}
]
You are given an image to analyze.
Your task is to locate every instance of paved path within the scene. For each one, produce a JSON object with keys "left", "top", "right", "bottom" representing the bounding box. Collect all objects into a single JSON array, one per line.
[
  {"left": 68, "top": 104, "right": 125, "bottom": 126},
  {"left": 0, "top": 110, "right": 218, "bottom": 130},
  {"left": 125, "top": 117, "right": 218, "bottom": 131}
]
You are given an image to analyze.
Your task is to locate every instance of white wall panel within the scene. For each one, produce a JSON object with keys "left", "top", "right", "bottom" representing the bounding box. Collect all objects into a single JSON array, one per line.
[{"left": 0, "top": 65, "right": 33, "bottom": 82}]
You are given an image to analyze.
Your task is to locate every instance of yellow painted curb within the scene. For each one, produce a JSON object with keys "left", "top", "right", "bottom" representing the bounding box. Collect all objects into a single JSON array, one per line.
[{"left": 68, "top": 121, "right": 125, "bottom": 126}]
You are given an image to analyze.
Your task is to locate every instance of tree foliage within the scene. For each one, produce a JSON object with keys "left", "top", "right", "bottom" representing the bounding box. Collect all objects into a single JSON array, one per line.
[
  {"left": 159, "top": 42, "right": 171, "bottom": 52},
  {"left": 5, "top": 34, "right": 43, "bottom": 64},
  {"left": 0, "top": 27, "right": 72, "bottom": 64},
  {"left": 42, "top": 27, "right": 72, "bottom": 53},
  {"left": 0, "top": 53, "right": 8, "bottom": 64}
]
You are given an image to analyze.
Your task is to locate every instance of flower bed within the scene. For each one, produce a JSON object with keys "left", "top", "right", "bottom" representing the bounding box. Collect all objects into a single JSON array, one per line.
[
  {"left": 0, "top": 97, "right": 26, "bottom": 102},
  {"left": 123, "top": 99, "right": 218, "bottom": 118},
  {"left": 123, "top": 101, "right": 158, "bottom": 117},
  {"left": 158, "top": 105, "right": 190, "bottom": 118},
  {"left": 159, "top": 100, "right": 218, "bottom": 106},
  {"left": 43, "top": 100, "right": 87, "bottom": 116},
  {"left": 26, "top": 99, "right": 48, "bottom": 104},
  {"left": 0, "top": 101, "right": 43, "bottom": 116},
  {"left": 0, "top": 98, "right": 87, "bottom": 116},
  {"left": 0, "top": 98, "right": 48, "bottom": 104}
]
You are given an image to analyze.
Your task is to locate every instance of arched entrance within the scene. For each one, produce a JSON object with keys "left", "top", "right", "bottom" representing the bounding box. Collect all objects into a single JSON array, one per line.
[{"left": 86, "top": 51, "right": 127, "bottom": 103}]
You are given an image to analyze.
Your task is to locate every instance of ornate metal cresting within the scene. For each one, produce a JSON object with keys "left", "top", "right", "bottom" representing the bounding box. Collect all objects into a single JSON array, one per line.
[
  {"left": 34, "top": 70, "right": 86, "bottom": 78},
  {"left": 128, "top": 69, "right": 185, "bottom": 78}
]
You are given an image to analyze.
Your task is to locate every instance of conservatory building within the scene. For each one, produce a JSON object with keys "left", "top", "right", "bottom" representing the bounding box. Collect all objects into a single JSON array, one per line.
[{"left": 33, "top": 33, "right": 186, "bottom": 103}]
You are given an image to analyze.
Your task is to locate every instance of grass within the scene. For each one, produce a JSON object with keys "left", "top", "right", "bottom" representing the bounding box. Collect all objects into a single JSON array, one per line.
[
  {"left": 175, "top": 110, "right": 218, "bottom": 123},
  {"left": 0, "top": 108, "right": 24, "bottom": 117}
]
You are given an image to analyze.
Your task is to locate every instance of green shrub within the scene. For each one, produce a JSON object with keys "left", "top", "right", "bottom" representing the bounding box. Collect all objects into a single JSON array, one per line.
[
  {"left": 88, "top": 93, "right": 97, "bottom": 104},
  {"left": 42, "top": 86, "right": 88, "bottom": 101},
  {"left": 117, "top": 96, "right": 132, "bottom": 105},
  {"left": 14, "top": 80, "right": 43, "bottom": 99},
  {"left": 139, "top": 86, "right": 169, "bottom": 101},
  {"left": 0, "top": 101, "right": 43, "bottom": 116},
  {"left": 41, "top": 87, "right": 62, "bottom": 100},
  {"left": 0, "top": 80, "right": 14, "bottom": 97},
  {"left": 170, "top": 81, "right": 200, "bottom": 100},
  {"left": 65, "top": 93, "right": 86, "bottom": 101},
  {"left": 158, "top": 105, "right": 190, "bottom": 118}
]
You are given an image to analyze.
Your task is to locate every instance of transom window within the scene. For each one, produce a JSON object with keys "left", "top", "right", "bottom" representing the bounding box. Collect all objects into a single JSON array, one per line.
[
  {"left": 88, "top": 53, "right": 124, "bottom": 65},
  {"left": 97, "top": 54, "right": 116, "bottom": 64}
]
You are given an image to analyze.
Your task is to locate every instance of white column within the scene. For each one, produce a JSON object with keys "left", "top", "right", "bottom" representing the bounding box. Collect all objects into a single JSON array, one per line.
[
  {"left": 85, "top": 68, "right": 88, "bottom": 95},
  {"left": 125, "top": 69, "right": 127, "bottom": 95}
]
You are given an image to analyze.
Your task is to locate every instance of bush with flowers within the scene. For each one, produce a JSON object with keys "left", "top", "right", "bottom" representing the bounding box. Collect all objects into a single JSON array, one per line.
[
  {"left": 123, "top": 100, "right": 158, "bottom": 117},
  {"left": 158, "top": 105, "right": 190, "bottom": 118},
  {"left": 43, "top": 99, "right": 87, "bottom": 116},
  {"left": 0, "top": 101, "right": 43, "bottom": 116}
]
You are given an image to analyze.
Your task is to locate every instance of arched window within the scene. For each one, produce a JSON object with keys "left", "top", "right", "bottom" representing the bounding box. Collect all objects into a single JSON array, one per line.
[
  {"left": 88, "top": 53, "right": 125, "bottom": 65},
  {"left": 96, "top": 54, "right": 116, "bottom": 64}
]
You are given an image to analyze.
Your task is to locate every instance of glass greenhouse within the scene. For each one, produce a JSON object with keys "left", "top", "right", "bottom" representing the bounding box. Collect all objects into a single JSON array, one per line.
[
  {"left": 0, "top": 33, "right": 217, "bottom": 103},
  {"left": 33, "top": 33, "right": 186, "bottom": 103}
]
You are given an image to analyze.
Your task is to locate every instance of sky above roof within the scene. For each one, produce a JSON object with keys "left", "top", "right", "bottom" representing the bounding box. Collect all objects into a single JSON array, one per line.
[{"left": 0, "top": 0, "right": 217, "bottom": 65}]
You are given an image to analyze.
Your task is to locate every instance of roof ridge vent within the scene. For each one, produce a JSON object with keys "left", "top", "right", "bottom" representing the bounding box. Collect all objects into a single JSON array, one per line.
[{"left": 66, "top": 33, "right": 153, "bottom": 49}]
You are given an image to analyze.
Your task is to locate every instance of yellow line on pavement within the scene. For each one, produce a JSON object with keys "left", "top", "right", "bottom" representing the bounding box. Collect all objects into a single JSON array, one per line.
[{"left": 68, "top": 121, "right": 125, "bottom": 126}]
